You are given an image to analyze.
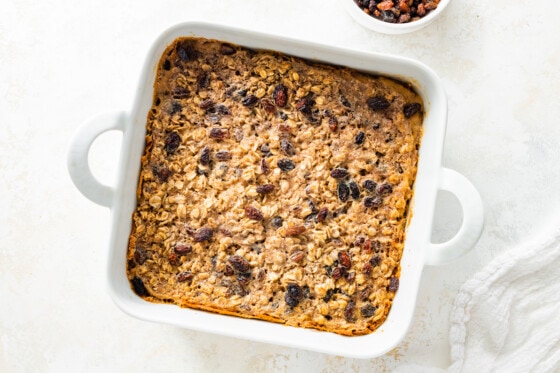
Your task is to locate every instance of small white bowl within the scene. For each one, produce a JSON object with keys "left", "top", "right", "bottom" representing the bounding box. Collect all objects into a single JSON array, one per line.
[{"left": 343, "top": 0, "right": 451, "bottom": 34}]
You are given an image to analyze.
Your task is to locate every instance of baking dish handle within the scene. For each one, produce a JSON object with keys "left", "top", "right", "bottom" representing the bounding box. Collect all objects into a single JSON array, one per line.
[
  {"left": 67, "top": 111, "right": 127, "bottom": 208},
  {"left": 426, "top": 168, "right": 484, "bottom": 265}
]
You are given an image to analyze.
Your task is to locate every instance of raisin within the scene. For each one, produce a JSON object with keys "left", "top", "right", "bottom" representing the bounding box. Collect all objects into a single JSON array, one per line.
[
  {"left": 388, "top": 277, "right": 399, "bottom": 292},
  {"left": 237, "top": 272, "right": 251, "bottom": 286},
  {"left": 220, "top": 44, "right": 236, "bottom": 55},
  {"left": 377, "top": 1, "right": 394, "bottom": 10},
  {"left": 290, "top": 250, "right": 305, "bottom": 263},
  {"left": 176, "top": 42, "right": 196, "bottom": 62},
  {"left": 280, "top": 138, "right": 296, "bottom": 156},
  {"left": 359, "top": 286, "right": 371, "bottom": 300},
  {"left": 168, "top": 252, "right": 181, "bottom": 266},
  {"left": 328, "top": 116, "right": 338, "bottom": 132},
  {"left": 355, "top": 131, "right": 365, "bottom": 145},
  {"left": 277, "top": 158, "right": 295, "bottom": 171},
  {"left": 193, "top": 227, "right": 213, "bottom": 242},
  {"left": 425, "top": 2, "right": 438, "bottom": 11},
  {"left": 362, "top": 179, "right": 377, "bottom": 192},
  {"left": 380, "top": 10, "right": 396, "bottom": 23},
  {"left": 324, "top": 264, "right": 334, "bottom": 277},
  {"left": 261, "top": 158, "right": 270, "bottom": 174},
  {"left": 199, "top": 146, "right": 211, "bottom": 165},
  {"left": 199, "top": 99, "right": 214, "bottom": 111},
  {"left": 341, "top": 95, "right": 352, "bottom": 108},
  {"left": 241, "top": 94, "right": 258, "bottom": 107},
  {"left": 338, "top": 183, "right": 350, "bottom": 202},
  {"left": 398, "top": 13, "right": 411, "bottom": 23},
  {"left": 271, "top": 216, "right": 284, "bottom": 228},
  {"left": 273, "top": 84, "right": 288, "bottom": 107},
  {"left": 260, "top": 144, "right": 271, "bottom": 156},
  {"left": 284, "top": 225, "right": 306, "bottom": 236},
  {"left": 404, "top": 102, "right": 422, "bottom": 118},
  {"left": 174, "top": 243, "right": 192, "bottom": 255},
  {"left": 296, "top": 95, "right": 314, "bottom": 115},
  {"left": 172, "top": 86, "right": 190, "bottom": 99},
  {"left": 134, "top": 247, "right": 148, "bottom": 265},
  {"left": 349, "top": 181, "right": 360, "bottom": 200},
  {"left": 363, "top": 239, "right": 372, "bottom": 253},
  {"left": 360, "top": 304, "right": 377, "bottom": 318},
  {"left": 224, "top": 264, "right": 235, "bottom": 276},
  {"left": 323, "top": 288, "right": 335, "bottom": 302},
  {"left": 216, "top": 104, "right": 231, "bottom": 115},
  {"left": 338, "top": 251, "right": 352, "bottom": 269},
  {"left": 215, "top": 150, "right": 232, "bottom": 161},
  {"left": 197, "top": 72, "right": 210, "bottom": 90},
  {"left": 256, "top": 184, "right": 275, "bottom": 195},
  {"left": 227, "top": 282, "right": 246, "bottom": 297},
  {"left": 316, "top": 207, "right": 329, "bottom": 223},
  {"left": 364, "top": 196, "right": 382, "bottom": 208},
  {"left": 344, "top": 301, "right": 356, "bottom": 322},
  {"left": 209, "top": 128, "right": 229, "bottom": 140},
  {"left": 164, "top": 132, "right": 181, "bottom": 154},
  {"left": 163, "top": 60, "right": 171, "bottom": 70},
  {"left": 366, "top": 96, "right": 390, "bottom": 111},
  {"left": 245, "top": 206, "right": 264, "bottom": 221},
  {"left": 362, "top": 262, "right": 373, "bottom": 275},
  {"left": 376, "top": 182, "right": 393, "bottom": 195},
  {"left": 285, "top": 283, "right": 304, "bottom": 307},
  {"left": 261, "top": 98, "right": 276, "bottom": 113},
  {"left": 369, "top": 255, "right": 381, "bottom": 267},
  {"left": 331, "top": 266, "right": 346, "bottom": 280},
  {"left": 131, "top": 276, "right": 149, "bottom": 297},
  {"left": 153, "top": 165, "right": 170, "bottom": 182},
  {"left": 228, "top": 255, "right": 251, "bottom": 273},
  {"left": 168, "top": 101, "right": 182, "bottom": 115},
  {"left": 177, "top": 271, "right": 194, "bottom": 283},
  {"left": 330, "top": 168, "right": 349, "bottom": 179}
]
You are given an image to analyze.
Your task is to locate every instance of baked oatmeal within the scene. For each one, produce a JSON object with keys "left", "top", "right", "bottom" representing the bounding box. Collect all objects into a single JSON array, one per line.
[{"left": 126, "top": 37, "right": 424, "bottom": 335}]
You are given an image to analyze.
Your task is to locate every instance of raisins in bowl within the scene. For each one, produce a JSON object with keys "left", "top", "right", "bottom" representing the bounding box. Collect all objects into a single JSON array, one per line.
[
  {"left": 345, "top": 0, "right": 450, "bottom": 35},
  {"left": 354, "top": 0, "right": 441, "bottom": 24}
]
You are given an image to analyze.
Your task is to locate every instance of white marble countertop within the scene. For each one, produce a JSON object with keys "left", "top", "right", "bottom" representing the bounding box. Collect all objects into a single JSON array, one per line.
[{"left": 2, "top": 0, "right": 559, "bottom": 371}]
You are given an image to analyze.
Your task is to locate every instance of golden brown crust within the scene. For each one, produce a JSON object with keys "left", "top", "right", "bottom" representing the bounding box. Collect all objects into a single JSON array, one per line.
[{"left": 126, "top": 37, "right": 423, "bottom": 336}]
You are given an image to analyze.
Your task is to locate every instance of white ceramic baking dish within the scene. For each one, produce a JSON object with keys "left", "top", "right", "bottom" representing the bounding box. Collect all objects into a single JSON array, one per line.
[{"left": 67, "top": 22, "right": 484, "bottom": 359}]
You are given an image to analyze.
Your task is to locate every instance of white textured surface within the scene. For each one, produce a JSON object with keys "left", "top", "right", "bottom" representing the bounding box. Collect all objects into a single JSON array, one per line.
[{"left": 1, "top": 0, "right": 559, "bottom": 371}]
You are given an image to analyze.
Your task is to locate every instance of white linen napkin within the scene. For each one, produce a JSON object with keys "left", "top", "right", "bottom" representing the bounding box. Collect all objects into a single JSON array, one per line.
[{"left": 448, "top": 220, "right": 560, "bottom": 372}]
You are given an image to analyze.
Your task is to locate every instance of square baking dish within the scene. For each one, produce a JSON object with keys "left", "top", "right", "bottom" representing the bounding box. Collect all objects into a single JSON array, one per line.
[{"left": 68, "top": 22, "right": 483, "bottom": 358}]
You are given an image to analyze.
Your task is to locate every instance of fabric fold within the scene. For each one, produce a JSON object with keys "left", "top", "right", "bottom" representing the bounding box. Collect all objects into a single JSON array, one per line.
[{"left": 449, "top": 220, "right": 560, "bottom": 373}]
